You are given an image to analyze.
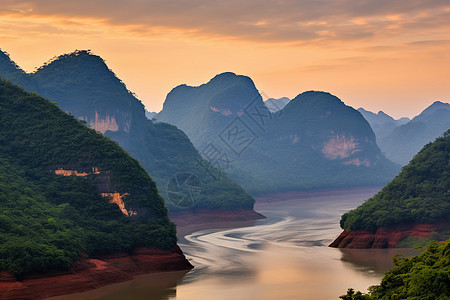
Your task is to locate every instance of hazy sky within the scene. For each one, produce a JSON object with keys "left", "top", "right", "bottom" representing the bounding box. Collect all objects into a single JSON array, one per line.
[{"left": 1, "top": 0, "right": 449, "bottom": 118}]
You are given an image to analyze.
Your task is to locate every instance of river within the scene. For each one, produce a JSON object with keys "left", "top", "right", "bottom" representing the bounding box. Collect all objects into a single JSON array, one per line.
[{"left": 49, "top": 188, "right": 419, "bottom": 300}]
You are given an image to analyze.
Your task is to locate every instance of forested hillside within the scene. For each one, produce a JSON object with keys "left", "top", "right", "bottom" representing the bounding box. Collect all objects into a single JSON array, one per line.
[
  {"left": 0, "top": 50, "right": 255, "bottom": 212},
  {"left": 340, "top": 130, "right": 450, "bottom": 232},
  {"left": 0, "top": 79, "right": 177, "bottom": 278}
]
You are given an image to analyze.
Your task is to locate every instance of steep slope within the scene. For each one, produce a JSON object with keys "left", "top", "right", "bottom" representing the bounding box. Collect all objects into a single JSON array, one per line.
[
  {"left": 270, "top": 92, "right": 383, "bottom": 166},
  {"left": 0, "top": 79, "right": 191, "bottom": 298},
  {"left": 331, "top": 130, "right": 450, "bottom": 248},
  {"left": 378, "top": 101, "right": 450, "bottom": 165},
  {"left": 158, "top": 72, "right": 277, "bottom": 193},
  {"left": 357, "top": 108, "right": 398, "bottom": 125},
  {"left": 158, "top": 72, "right": 260, "bottom": 149},
  {"left": 0, "top": 50, "right": 33, "bottom": 89},
  {"left": 157, "top": 73, "right": 399, "bottom": 194},
  {"left": 0, "top": 50, "right": 258, "bottom": 217},
  {"left": 247, "top": 91, "right": 400, "bottom": 192},
  {"left": 357, "top": 108, "right": 407, "bottom": 142}
]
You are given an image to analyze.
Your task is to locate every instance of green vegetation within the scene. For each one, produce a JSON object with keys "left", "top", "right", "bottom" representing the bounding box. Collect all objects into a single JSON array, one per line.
[
  {"left": 396, "top": 231, "right": 450, "bottom": 248},
  {"left": 0, "top": 50, "right": 255, "bottom": 211},
  {"left": 0, "top": 78, "right": 176, "bottom": 278},
  {"left": 231, "top": 91, "right": 400, "bottom": 194},
  {"left": 110, "top": 118, "right": 255, "bottom": 212},
  {"left": 340, "top": 240, "right": 450, "bottom": 299},
  {"left": 340, "top": 131, "right": 450, "bottom": 232}
]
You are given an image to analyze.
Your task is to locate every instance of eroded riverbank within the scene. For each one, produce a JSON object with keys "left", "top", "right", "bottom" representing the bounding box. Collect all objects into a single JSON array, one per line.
[{"left": 48, "top": 187, "right": 421, "bottom": 300}]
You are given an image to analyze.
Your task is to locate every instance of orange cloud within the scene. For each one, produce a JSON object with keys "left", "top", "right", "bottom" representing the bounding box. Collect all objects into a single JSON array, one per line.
[
  {"left": 1, "top": 0, "right": 449, "bottom": 43},
  {"left": 0, "top": 0, "right": 448, "bottom": 118}
]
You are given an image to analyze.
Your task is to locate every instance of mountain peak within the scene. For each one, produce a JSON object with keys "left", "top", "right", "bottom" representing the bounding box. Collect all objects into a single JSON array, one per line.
[
  {"left": 207, "top": 72, "right": 256, "bottom": 89},
  {"left": 168, "top": 72, "right": 257, "bottom": 97},
  {"left": 36, "top": 49, "right": 108, "bottom": 72},
  {"left": 377, "top": 111, "right": 390, "bottom": 117},
  {"left": 287, "top": 91, "right": 344, "bottom": 109},
  {"left": 211, "top": 71, "right": 238, "bottom": 80},
  {"left": 429, "top": 100, "right": 449, "bottom": 109},
  {"left": 33, "top": 49, "right": 132, "bottom": 98},
  {"left": 302, "top": 90, "right": 342, "bottom": 101},
  {"left": 432, "top": 100, "right": 446, "bottom": 105},
  {"left": 414, "top": 100, "right": 450, "bottom": 122},
  {"left": 424, "top": 100, "right": 450, "bottom": 112},
  {"left": 357, "top": 107, "right": 396, "bottom": 125}
]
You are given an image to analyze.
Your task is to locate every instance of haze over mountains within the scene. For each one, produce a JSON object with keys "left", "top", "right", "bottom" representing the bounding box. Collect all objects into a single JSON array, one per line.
[
  {"left": 357, "top": 108, "right": 409, "bottom": 140},
  {"left": 157, "top": 72, "right": 400, "bottom": 194},
  {"left": 2, "top": 48, "right": 446, "bottom": 198},
  {"left": 1, "top": 48, "right": 449, "bottom": 299},
  {"left": 0, "top": 50, "right": 256, "bottom": 214},
  {"left": 360, "top": 102, "right": 450, "bottom": 165}
]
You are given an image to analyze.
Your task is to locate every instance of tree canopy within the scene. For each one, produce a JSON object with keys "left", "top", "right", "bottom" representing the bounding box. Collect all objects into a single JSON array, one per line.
[
  {"left": 0, "top": 78, "right": 176, "bottom": 278},
  {"left": 340, "top": 131, "right": 450, "bottom": 232}
]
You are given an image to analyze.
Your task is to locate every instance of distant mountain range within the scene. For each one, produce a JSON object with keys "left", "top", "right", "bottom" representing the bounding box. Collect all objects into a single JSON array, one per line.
[
  {"left": 357, "top": 108, "right": 409, "bottom": 140},
  {"left": 0, "top": 50, "right": 256, "bottom": 215},
  {"left": 359, "top": 102, "right": 450, "bottom": 165},
  {"left": 5, "top": 49, "right": 442, "bottom": 198},
  {"left": 157, "top": 72, "right": 400, "bottom": 194}
]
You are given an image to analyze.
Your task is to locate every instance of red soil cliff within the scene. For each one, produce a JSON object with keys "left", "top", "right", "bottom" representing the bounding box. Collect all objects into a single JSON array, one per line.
[
  {"left": 330, "top": 222, "right": 449, "bottom": 248},
  {"left": 0, "top": 246, "right": 192, "bottom": 300}
]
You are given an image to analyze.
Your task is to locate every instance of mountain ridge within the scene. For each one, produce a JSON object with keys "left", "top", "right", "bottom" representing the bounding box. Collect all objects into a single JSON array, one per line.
[
  {"left": 157, "top": 73, "right": 400, "bottom": 194},
  {"left": 0, "top": 50, "right": 259, "bottom": 217},
  {"left": 0, "top": 78, "right": 192, "bottom": 292},
  {"left": 377, "top": 100, "right": 450, "bottom": 165}
]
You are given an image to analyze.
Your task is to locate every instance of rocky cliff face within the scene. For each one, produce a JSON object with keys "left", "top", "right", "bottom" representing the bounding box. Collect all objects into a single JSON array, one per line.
[
  {"left": 330, "top": 223, "right": 448, "bottom": 249},
  {"left": 79, "top": 111, "right": 124, "bottom": 134},
  {"left": 321, "top": 134, "right": 359, "bottom": 160},
  {"left": 50, "top": 167, "right": 139, "bottom": 215}
]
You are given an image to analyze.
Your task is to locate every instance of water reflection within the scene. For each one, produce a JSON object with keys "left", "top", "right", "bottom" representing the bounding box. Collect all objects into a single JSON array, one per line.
[
  {"left": 339, "top": 248, "right": 421, "bottom": 275},
  {"left": 47, "top": 188, "right": 419, "bottom": 300},
  {"left": 47, "top": 270, "right": 188, "bottom": 300}
]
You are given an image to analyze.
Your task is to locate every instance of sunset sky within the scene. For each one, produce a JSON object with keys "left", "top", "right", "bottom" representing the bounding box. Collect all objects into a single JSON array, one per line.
[{"left": 1, "top": 0, "right": 449, "bottom": 118}]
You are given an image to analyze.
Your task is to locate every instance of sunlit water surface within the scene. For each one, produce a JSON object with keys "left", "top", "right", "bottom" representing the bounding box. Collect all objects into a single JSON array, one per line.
[{"left": 49, "top": 188, "right": 419, "bottom": 300}]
